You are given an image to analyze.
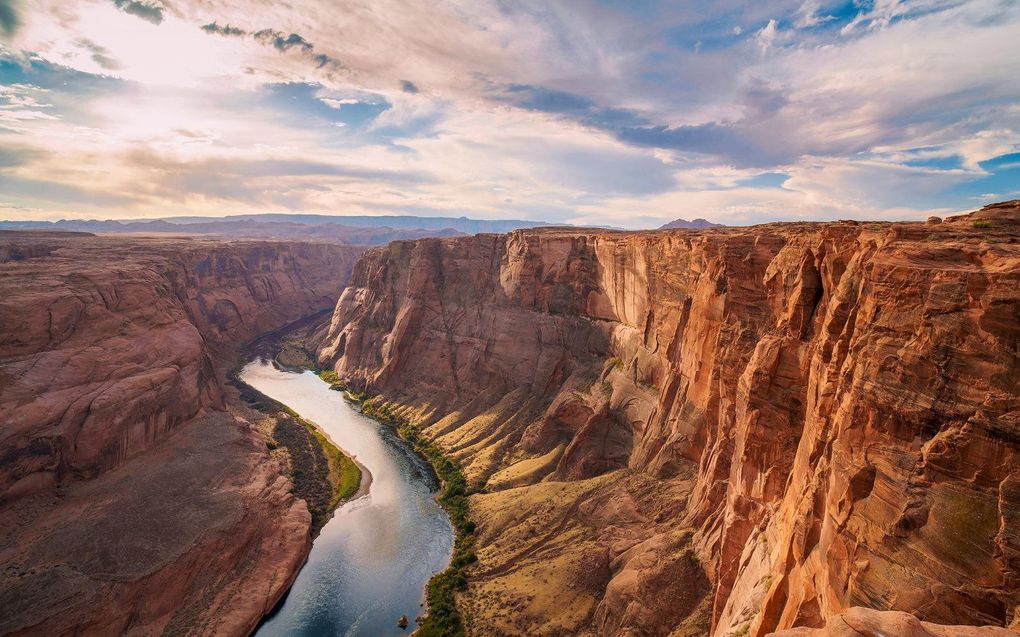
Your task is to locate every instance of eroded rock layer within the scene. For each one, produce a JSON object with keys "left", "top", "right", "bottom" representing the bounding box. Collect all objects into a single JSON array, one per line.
[
  {"left": 317, "top": 203, "right": 1020, "bottom": 636},
  {"left": 0, "top": 232, "right": 362, "bottom": 636}
]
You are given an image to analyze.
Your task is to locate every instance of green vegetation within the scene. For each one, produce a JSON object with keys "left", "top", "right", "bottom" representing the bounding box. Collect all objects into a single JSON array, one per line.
[
  {"left": 229, "top": 361, "right": 361, "bottom": 533},
  {"left": 318, "top": 369, "right": 345, "bottom": 389},
  {"left": 266, "top": 401, "right": 362, "bottom": 529},
  {"left": 318, "top": 370, "right": 369, "bottom": 401},
  {"left": 294, "top": 408, "right": 362, "bottom": 508},
  {"left": 343, "top": 395, "right": 474, "bottom": 637},
  {"left": 972, "top": 219, "right": 994, "bottom": 229},
  {"left": 605, "top": 356, "right": 624, "bottom": 370}
]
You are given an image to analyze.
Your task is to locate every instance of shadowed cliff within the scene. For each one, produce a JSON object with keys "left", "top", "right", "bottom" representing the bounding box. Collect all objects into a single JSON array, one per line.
[{"left": 0, "top": 233, "right": 363, "bottom": 636}]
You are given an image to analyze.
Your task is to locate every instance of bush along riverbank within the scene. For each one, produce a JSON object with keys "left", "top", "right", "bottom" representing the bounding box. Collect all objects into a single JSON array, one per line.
[
  {"left": 228, "top": 353, "right": 361, "bottom": 535},
  {"left": 320, "top": 370, "right": 475, "bottom": 637}
]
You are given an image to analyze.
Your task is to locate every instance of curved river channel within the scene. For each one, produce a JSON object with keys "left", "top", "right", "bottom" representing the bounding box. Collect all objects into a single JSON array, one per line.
[{"left": 241, "top": 360, "right": 453, "bottom": 637}]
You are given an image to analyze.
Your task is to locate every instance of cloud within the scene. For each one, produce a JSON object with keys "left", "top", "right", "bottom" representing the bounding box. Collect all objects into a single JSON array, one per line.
[
  {"left": 253, "top": 29, "right": 313, "bottom": 52},
  {"left": 794, "top": 0, "right": 833, "bottom": 28},
  {"left": 756, "top": 18, "right": 780, "bottom": 52},
  {"left": 76, "top": 39, "right": 122, "bottom": 71},
  {"left": 616, "top": 121, "right": 791, "bottom": 168},
  {"left": 0, "top": 82, "right": 58, "bottom": 130},
  {"left": 111, "top": 0, "right": 163, "bottom": 25},
  {"left": 499, "top": 84, "right": 648, "bottom": 129},
  {"left": 320, "top": 97, "right": 360, "bottom": 109},
  {"left": 1, "top": 0, "right": 1019, "bottom": 226},
  {"left": 200, "top": 22, "right": 246, "bottom": 37},
  {"left": 0, "top": 145, "right": 43, "bottom": 169},
  {"left": 0, "top": 0, "right": 19, "bottom": 38},
  {"left": 311, "top": 52, "right": 344, "bottom": 71}
]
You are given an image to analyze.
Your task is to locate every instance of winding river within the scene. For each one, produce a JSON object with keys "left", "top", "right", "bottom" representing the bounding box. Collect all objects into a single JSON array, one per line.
[{"left": 241, "top": 360, "right": 453, "bottom": 637}]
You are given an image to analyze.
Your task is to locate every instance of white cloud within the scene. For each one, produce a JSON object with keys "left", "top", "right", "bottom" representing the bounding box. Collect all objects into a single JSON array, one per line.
[
  {"left": 756, "top": 19, "right": 781, "bottom": 53},
  {"left": 0, "top": 0, "right": 1017, "bottom": 226},
  {"left": 320, "top": 98, "right": 360, "bottom": 109},
  {"left": 794, "top": 0, "right": 833, "bottom": 28}
]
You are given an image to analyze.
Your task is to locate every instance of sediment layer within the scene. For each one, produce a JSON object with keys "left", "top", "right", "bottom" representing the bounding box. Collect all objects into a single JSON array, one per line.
[
  {"left": 0, "top": 233, "right": 362, "bottom": 636},
  {"left": 317, "top": 202, "right": 1020, "bottom": 636}
]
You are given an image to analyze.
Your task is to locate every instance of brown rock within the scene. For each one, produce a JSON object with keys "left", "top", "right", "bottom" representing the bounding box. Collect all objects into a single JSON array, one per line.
[
  {"left": 1, "top": 233, "right": 361, "bottom": 500},
  {"left": 0, "top": 232, "right": 363, "bottom": 635},
  {"left": 317, "top": 205, "right": 1020, "bottom": 636},
  {"left": 767, "top": 607, "right": 1020, "bottom": 637}
]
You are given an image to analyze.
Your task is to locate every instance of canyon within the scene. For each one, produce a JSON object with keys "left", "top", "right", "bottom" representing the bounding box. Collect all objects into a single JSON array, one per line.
[
  {"left": 0, "top": 232, "right": 363, "bottom": 636},
  {"left": 1, "top": 201, "right": 1018, "bottom": 637},
  {"left": 316, "top": 201, "right": 1020, "bottom": 636}
]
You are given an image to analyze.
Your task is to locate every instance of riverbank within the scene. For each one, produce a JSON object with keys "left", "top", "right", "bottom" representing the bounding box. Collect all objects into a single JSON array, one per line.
[
  {"left": 244, "top": 360, "right": 454, "bottom": 636},
  {"left": 229, "top": 314, "right": 366, "bottom": 534},
  {"left": 318, "top": 371, "right": 475, "bottom": 637}
]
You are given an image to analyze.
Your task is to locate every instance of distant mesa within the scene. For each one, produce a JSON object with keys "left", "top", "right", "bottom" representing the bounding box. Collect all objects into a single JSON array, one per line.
[{"left": 658, "top": 217, "right": 723, "bottom": 230}]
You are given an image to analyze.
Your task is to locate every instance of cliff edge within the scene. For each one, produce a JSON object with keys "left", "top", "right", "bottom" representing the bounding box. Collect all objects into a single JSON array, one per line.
[{"left": 317, "top": 202, "right": 1020, "bottom": 636}]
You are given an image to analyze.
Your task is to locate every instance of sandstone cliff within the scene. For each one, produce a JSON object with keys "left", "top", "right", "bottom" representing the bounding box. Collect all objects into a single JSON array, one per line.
[
  {"left": 0, "top": 233, "right": 362, "bottom": 636},
  {"left": 317, "top": 202, "right": 1020, "bottom": 636}
]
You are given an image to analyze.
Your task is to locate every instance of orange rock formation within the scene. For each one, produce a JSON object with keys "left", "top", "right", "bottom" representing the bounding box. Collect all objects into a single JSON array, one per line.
[{"left": 317, "top": 202, "right": 1020, "bottom": 636}]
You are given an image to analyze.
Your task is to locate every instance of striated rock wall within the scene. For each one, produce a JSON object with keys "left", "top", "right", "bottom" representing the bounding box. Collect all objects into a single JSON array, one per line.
[
  {"left": 317, "top": 203, "right": 1020, "bottom": 636},
  {"left": 0, "top": 232, "right": 362, "bottom": 636},
  {"left": 0, "top": 234, "right": 361, "bottom": 501}
]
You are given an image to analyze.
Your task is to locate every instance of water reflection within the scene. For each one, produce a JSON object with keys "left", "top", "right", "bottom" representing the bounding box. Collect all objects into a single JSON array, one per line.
[{"left": 242, "top": 360, "right": 452, "bottom": 637}]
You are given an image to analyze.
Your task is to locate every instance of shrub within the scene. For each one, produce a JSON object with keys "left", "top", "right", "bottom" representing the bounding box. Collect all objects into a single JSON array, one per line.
[{"left": 322, "top": 387, "right": 477, "bottom": 637}]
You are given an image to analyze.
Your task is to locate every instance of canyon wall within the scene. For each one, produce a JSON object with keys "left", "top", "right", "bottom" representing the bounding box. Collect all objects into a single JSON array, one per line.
[
  {"left": 317, "top": 202, "right": 1020, "bottom": 636},
  {"left": 0, "top": 232, "right": 362, "bottom": 636}
]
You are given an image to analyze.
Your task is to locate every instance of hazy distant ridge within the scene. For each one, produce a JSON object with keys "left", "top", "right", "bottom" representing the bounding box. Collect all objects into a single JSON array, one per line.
[
  {"left": 0, "top": 214, "right": 554, "bottom": 235},
  {"left": 658, "top": 217, "right": 722, "bottom": 230},
  {"left": 0, "top": 214, "right": 560, "bottom": 244}
]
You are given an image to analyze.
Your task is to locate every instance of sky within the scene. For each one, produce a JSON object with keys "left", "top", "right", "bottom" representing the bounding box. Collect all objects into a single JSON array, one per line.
[{"left": 0, "top": 0, "right": 1018, "bottom": 228}]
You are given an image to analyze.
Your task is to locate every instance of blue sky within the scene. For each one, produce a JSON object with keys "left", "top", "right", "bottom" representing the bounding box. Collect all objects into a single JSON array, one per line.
[{"left": 0, "top": 0, "right": 1017, "bottom": 227}]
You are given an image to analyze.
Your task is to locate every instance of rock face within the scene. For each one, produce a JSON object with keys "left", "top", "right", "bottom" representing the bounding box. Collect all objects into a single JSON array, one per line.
[
  {"left": 318, "top": 202, "right": 1020, "bottom": 636},
  {"left": 769, "top": 607, "right": 1019, "bottom": 637},
  {"left": 0, "top": 233, "right": 362, "bottom": 636}
]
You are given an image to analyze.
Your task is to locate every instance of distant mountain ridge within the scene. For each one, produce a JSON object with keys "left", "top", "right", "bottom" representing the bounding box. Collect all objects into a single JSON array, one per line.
[
  {"left": 658, "top": 217, "right": 723, "bottom": 230},
  {"left": 0, "top": 214, "right": 560, "bottom": 245},
  {"left": 179, "top": 213, "right": 556, "bottom": 234}
]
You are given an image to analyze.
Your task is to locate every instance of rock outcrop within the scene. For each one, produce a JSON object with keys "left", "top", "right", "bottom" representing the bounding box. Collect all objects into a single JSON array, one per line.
[
  {"left": 769, "top": 607, "right": 1020, "bottom": 637},
  {"left": 0, "top": 232, "right": 362, "bottom": 636},
  {"left": 317, "top": 202, "right": 1020, "bottom": 636}
]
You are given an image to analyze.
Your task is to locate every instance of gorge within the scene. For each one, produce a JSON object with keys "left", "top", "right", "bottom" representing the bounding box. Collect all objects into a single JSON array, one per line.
[
  {"left": 0, "top": 232, "right": 364, "bottom": 635},
  {"left": 0, "top": 201, "right": 1019, "bottom": 637},
  {"left": 314, "top": 201, "right": 1020, "bottom": 636}
]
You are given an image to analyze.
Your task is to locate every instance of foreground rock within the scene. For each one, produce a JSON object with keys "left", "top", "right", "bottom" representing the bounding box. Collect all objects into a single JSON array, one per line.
[
  {"left": 317, "top": 202, "right": 1020, "bottom": 636},
  {"left": 0, "top": 413, "right": 308, "bottom": 636},
  {"left": 768, "top": 607, "right": 1020, "bottom": 637},
  {"left": 0, "top": 233, "right": 362, "bottom": 635}
]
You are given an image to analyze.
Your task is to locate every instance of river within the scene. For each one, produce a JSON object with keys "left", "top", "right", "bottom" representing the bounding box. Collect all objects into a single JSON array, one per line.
[{"left": 240, "top": 359, "right": 453, "bottom": 637}]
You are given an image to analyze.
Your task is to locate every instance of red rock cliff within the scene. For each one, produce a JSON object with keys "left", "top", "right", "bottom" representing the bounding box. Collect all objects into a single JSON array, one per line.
[
  {"left": 0, "top": 233, "right": 363, "bottom": 636},
  {"left": 1, "top": 234, "right": 360, "bottom": 500},
  {"left": 318, "top": 203, "right": 1020, "bottom": 636}
]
